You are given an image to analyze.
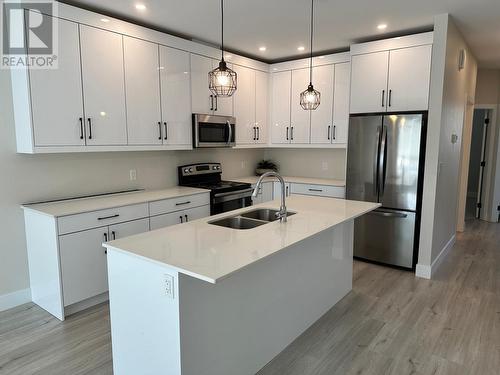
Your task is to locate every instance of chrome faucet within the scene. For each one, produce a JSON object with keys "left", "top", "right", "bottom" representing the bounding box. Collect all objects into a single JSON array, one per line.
[{"left": 252, "top": 171, "right": 288, "bottom": 222}]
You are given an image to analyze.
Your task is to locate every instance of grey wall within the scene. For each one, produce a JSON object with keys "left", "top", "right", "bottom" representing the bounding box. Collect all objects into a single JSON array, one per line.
[{"left": 467, "top": 110, "right": 485, "bottom": 197}]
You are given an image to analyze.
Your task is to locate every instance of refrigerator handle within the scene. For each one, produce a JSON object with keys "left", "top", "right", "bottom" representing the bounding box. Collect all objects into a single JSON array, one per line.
[
  {"left": 378, "top": 126, "right": 388, "bottom": 196},
  {"left": 373, "top": 126, "right": 382, "bottom": 196}
]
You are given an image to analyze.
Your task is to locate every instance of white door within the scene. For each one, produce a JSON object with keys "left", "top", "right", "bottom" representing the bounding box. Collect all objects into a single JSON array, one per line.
[
  {"left": 270, "top": 71, "right": 291, "bottom": 144},
  {"left": 59, "top": 227, "right": 109, "bottom": 306},
  {"left": 234, "top": 65, "right": 256, "bottom": 144},
  {"left": 123, "top": 37, "right": 162, "bottom": 145},
  {"left": 255, "top": 70, "right": 268, "bottom": 144},
  {"left": 80, "top": 25, "right": 127, "bottom": 145},
  {"left": 29, "top": 17, "right": 85, "bottom": 147},
  {"left": 184, "top": 205, "right": 210, "bottom": 222},
  {"left": 350, "top": 51, "right": 389, "bottom": 114},
  {"left": 108, "top": 218, "right": 150, "bottom": 240},
  {"left": 332, "top": 62, "right": 350, "bottom": 144},
  {"left": 310, "top": 65, "right": 334, "bottom": 144},
  {"left": 387, "top": 45, "right": 432, "bottom": 112},
  {"left": 290, "top": 68, "right": 311, "bottom": 144},
  {"left": 160, "top": 46, "right": 192, "bottom": 145}
]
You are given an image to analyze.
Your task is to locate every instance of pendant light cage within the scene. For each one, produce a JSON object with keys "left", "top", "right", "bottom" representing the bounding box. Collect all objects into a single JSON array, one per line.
[
  {"left": 300, "top": 84, "right": 321, "bottom": 110},
  {"left": 208, "top": 0, "right": 237, "bottom": 97},
  {"left": 300, "top": 0, "right": 320, "bottom": 110}
]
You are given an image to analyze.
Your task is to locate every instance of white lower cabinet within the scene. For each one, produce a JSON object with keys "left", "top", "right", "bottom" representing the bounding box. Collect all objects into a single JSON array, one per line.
[
  {"left": 150, "top": 205, "right": 210, "bottom": 230},
  {"left": 252, "top": 182, "right": 273, "bottom": 204},
  {"left": 273, "top": 182, "right": 291, "bottom": 199},
  {"left": 290, "top": 183, "right": 345, "bottom": 198}
]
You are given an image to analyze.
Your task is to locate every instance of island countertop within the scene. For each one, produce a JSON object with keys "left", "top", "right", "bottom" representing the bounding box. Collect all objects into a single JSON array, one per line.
[{"left": 104, "top": 196, "right": 379, "bottom": 284}]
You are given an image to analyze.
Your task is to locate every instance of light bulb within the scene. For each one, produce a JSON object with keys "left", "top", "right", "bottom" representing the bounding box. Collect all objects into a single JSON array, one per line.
[
  {"left": 306, "top": 93, "right": 316, "bottom": 103},
  {"left": 217, "top": 74, "right": 230, "bottom": 86}
]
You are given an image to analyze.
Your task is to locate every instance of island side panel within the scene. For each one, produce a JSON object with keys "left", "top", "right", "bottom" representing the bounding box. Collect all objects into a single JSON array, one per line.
[
  {"left": 107, "top": 250, "right": 182, "bottom": 375},
  {"left": 179, "top": 220, "right": 354, "bottom": 375}
]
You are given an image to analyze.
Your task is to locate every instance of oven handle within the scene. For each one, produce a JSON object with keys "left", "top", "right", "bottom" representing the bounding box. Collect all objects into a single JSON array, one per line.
[
  {"left": 213, "top": 187, "right": 254, "bottom": 198},
  {"left": 226, "top": 120, "right": 232, "bottom": 145}
]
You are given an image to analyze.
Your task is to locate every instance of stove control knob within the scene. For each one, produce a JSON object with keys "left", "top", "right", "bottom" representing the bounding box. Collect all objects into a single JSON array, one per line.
[
  {"left": 212, "top": 166, "right": 217, "bottom": 170},
  {"left": 188, "top": 168, "right": 193, "bottom": 173},
  {"left": 216, "top": 166, "right": 220, "bottom": 170},
  {"left": 184, "top": 168, "right": 189, "bottom": 174}
]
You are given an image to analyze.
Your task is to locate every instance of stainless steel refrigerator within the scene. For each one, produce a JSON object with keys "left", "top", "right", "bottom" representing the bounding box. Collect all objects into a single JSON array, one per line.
[{"left": 346, "top": 113, "right": 426, "bottom": 269}]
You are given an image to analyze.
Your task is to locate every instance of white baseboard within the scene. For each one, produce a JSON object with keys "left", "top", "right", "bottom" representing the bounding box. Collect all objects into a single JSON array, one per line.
[
  {"left": 0, "top": 288, "right": 31, "bottom": 312},
  {"left": 415, "top": 235, "right": 456, "bottom": 280}
]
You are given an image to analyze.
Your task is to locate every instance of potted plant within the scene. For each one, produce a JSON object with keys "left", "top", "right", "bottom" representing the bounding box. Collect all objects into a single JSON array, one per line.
[{"left": 255, "top": 160, "right": 279, "bottom": 176}]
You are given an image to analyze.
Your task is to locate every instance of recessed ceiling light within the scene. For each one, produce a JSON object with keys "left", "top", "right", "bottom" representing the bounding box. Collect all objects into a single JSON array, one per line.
[
  {"left": 135, "top": 3, "right": 147, "bottom": 11},
  {"left": 100, "top": 18, "right": 110, "bottom": 23},
  {"left": 259, "top": 46, "right": 266, "bottom": 52},
  {"left": 377, "top": 23, "right": 387, "bottom": 30},
  {"left": 297, "top": 46, "right": 305, "bottom": 51}
]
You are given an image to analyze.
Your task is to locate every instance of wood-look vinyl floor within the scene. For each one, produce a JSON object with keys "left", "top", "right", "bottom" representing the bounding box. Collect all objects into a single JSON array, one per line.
[{"left": 1, "top": 220, "right": 499, "bottom": 375}]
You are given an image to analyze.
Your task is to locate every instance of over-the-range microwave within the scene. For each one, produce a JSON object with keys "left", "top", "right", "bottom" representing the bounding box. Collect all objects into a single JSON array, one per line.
[{"left": 192, "top": 114, "right": 236, "bottom": 148}]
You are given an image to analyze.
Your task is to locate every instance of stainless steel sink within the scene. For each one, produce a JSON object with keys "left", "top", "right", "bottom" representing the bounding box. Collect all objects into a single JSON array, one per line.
[
  {"left": 209, "top": 216, "right": 267, "bottom": 230},
  {"left": 240, "top": 208, "right": 296, "bottom": 222}
]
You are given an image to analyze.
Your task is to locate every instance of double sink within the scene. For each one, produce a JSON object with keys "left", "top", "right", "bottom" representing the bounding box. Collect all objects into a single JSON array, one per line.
[{"left": 209, "top": 208, "right": 296, "bottom": 230}]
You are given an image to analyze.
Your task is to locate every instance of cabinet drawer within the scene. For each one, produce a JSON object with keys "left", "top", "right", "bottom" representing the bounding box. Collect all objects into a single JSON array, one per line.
[
  {"left": 58, "top": 203, "right": 149, "bottom": 235},
  {"left": 150, "top": 205, "right": 210, "bottom": 230},
  {"left": 149, "top": 193, "right": 210, "bottom": 216},
  {"left": 290, "top": 183, "right": 345, "bottom": 198}
]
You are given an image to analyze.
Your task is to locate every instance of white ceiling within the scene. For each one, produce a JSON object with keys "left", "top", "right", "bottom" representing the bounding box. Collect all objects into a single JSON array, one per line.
[{"left": 66, "top": 0, "right": 500, "bottom": 67}]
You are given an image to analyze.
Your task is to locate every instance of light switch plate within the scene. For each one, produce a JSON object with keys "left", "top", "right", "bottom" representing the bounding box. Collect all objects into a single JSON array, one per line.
[{"left": 129, "top": 169, "right": 137, "bottom": 181}]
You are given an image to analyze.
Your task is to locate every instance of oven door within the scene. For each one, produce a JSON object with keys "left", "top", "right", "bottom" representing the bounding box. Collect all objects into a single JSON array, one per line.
[
  {"left": 193, "top": 114, "right": 236, "bottom": 148},
  {"left": 211, "top": 188, "right": 253, "bottom": 215}
]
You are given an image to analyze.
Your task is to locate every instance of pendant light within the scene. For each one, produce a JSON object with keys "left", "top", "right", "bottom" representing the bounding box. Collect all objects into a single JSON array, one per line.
[
  {"left": 300, "top": 0, "right": 320, "bottom": 110},
  {"left": 209, "top": 0, "right": 237, "bottom": 97}
]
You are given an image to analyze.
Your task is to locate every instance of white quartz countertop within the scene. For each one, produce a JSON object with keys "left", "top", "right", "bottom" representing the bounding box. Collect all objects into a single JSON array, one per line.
[
  {"left": 104, "top": 196, "right": 379, "bottom": 284},
  {"left": 22, "top": 187, "right": 209, "bottom": 217},
  {"left": 229, "top": 175, "right": 345, "bottom": 186}
]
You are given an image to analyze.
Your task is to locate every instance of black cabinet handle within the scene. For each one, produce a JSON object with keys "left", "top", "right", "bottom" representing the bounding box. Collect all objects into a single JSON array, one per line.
[
  {"left": 87, "top": 118, "right": 92, "bottom": 139},
  {"left": 210, "top": 95, "right": 214, "bottom": 111},
  {"left": 333, "top": 125, "right": 336, "bottom": 140},
  {"left": 214, "top": 96, "right": 218, "bottom": 111},
  {"left": 111, "top": 231, "right": 116, "bottom": 240},
  {"left": 381, "top": 90, "right": 385, "bottom": 107},
  {"left": 185, "top": 214, "right": 188, "bottom": 222},
  {"left": 388, "top": 89, "right": 392, "bottom": 107},
  {"left": 164, "top": 122, "right": 168, "bottom": 140},
  {"left": 253, "top": 127, "right": 256, "bottom": 141},
  {"left": 291, "top": 127, "right": 294, "bottom": 140},
  {"left": 308, "top": 188, "right": 323, "bottom": 192},
  {"left": 257, "top": 127, "right": 260, "bottom": 140},
  {"left": 175, "top": 201, "right": 191, "bottom": 206},
  {"left": 327, "top": 125, "right": 331, "bottom": 140},
  {"left": 104, "top": 232, "right": 108, "bottom": 242},
  {"left": 98, "top": 214, "right": 119, "bottom": 221},
  {"left": 158, "top": 122, "right": 162, "bottom": 140},
  {"left": 79, "top": 117, "right": 84, "bottom": 139},
  {"left": 179, "top": 216, "right": 183, "bottom": 223},
  {"left": 286, "top": 127, "right": 289, "bottom": 140}
]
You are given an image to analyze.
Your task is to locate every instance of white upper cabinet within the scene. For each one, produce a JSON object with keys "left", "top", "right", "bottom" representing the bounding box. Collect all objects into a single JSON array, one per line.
[
  {"left": 270, "top": 71, "right": 291, "bottom": 144},
  {"left": 332, "top": 62, "right": 350, "bottom": 144},
  {"left": 29, "top": 17, "right": 85, "bottom": 147},
  {"left": 80, "top": 25, "right": 127, "bottom": 145},
  {"left": 191, "top": 54, "right": 233, "bottom": 116},
  {"left": 290, "top": 68, "right": 311, "bottom": 144},
  {"left": 310, "top": 65, "right": 334, "bottom": 144},
  {"left": 350, "top": 51, "right": 390, "bottom": 114},
  {"left": 255, "top": 70, "right": 268, "bottom": 144},
  {"left": 387, "top": 45, "right": 432, "bottom": 112},
  {"left": 234, "top": 65, "right": 256, "bottom": 144},
  {"left": 160, "top": 46, "right": 192, "bottom": 146},
  {"left": 123, "top": 37, "right": 162, "bottom": 145}
]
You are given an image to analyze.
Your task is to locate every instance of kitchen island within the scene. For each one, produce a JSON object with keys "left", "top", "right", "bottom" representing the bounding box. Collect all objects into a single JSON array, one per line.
[{"left": 104, "top": 195, "right": 379, "bottom": 375}]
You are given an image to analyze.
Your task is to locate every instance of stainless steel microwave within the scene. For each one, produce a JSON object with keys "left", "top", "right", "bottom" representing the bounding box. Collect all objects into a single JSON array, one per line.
[{"left": 193, "top": 114, "right": 236, "bottom": 148}]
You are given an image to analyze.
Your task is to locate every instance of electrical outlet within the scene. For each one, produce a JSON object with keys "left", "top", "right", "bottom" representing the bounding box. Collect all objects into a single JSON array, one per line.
[
  {"left": 241, "top": 161, "right": 247, "bottom": 169},
  {"left": 129, "top": 169, "right": 137, "bottom": 181},
  {"left": 164, "top": 274, "right": 174, "bottom": 299},
  {"left": 322, "top": 161, "right": 329, "bottom": 171}
]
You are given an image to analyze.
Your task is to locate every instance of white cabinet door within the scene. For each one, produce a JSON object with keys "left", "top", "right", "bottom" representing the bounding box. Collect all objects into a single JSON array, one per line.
[
  {"left": 29, "top": 17, "right": 85, "bottom": 147},
  {"left": 59, "top": 227, "right": 109, "bottom": 306},
  {"left": 310, "top": 65, "right": 334, "bottom": 144},
  {"left": 271, "top": 71, "right": 291, "bottom": 144},
  {"left": 108, "top": 218, "right": 150, "bottom": 240},
  {"left": 184, "top": 205, "right": 210, "bottom": 222},
  {"left": 150, "top": 205, "right": 210, "bottom": 230},
  {"left": 80, "top": 25, "right": 127, "bottom": 145},
  {"left": 234, "top": 65, "right": 256, "bottom": 144},
  {"left": 253, "top": 181, "right": 273, "bottom": 204},
  {"left": 290, "top": 68, "right": 311, "bottom": 144},
  {"left": 160, "top": 46, "right": 192, "bottom": 145},
  {"left": 123, "top": 37, "right": 162, "bottom": 145},
  {"left": 332, "top": 62, "right": 350, "bottom": 144},
  {"left": 191, "top": 54, "right": 214, "bottom": 114},
  {"left": 387, "top": 45, "right": 432, "bottom": 112},
  {"left": 273, "top": 181, "right": 291, "bottom": 198},
  {"left": 255, "top": 70, "right": 268, "bottom": 144},
  {"left": 350, "top": 51, "right": 389, "bottom": 114}
]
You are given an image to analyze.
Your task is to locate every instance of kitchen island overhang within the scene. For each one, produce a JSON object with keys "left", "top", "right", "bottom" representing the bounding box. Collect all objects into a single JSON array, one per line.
[{"left": 104, "top": 196, "right": 379, "bottom": 375}]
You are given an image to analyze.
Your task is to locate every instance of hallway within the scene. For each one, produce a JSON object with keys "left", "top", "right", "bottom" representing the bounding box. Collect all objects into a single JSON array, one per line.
[{"left": 1, "top": 221, "right": 499, "bottom": 375}]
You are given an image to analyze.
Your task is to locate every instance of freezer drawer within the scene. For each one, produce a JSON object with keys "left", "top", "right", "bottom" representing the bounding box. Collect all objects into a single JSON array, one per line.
[{"left": 354, "top": 208, "right": 416, "bottom": 268}]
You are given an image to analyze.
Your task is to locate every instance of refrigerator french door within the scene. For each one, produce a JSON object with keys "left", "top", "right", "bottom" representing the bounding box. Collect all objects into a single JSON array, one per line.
[{"left": 346, "top": 113, "right": 426, "bottom": 269}]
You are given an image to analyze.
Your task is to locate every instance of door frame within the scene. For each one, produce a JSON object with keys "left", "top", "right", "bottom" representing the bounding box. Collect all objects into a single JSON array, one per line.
[{"left": 475, "top": 110, "right": 489, "bottom": 218}]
